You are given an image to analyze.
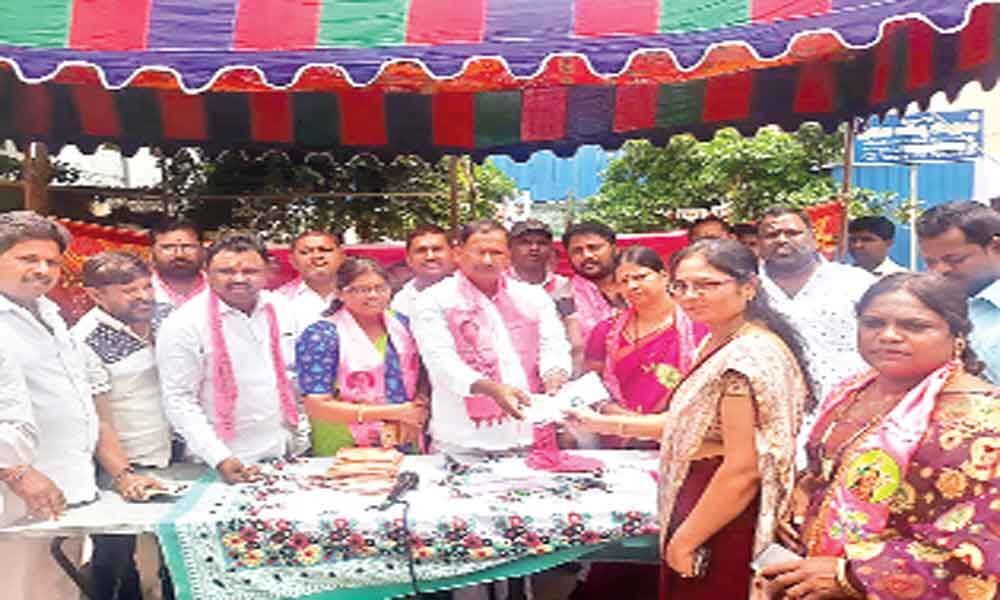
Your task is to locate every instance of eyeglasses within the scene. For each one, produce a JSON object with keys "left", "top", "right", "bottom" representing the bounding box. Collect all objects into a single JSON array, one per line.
[
  {"left": 343, "top": 284, "right": 391, "bottom": 296},
  {"left": 668, "top": 278, "right": 736, "bottom": 297}
]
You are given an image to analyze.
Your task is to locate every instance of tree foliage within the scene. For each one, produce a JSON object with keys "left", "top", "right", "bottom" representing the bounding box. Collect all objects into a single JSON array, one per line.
[
  {"left": 579, "top": 124, "right": 846, "bottom": 230},
  {"left": 158, "top": 150, "right": 514, "bottom": 242}
]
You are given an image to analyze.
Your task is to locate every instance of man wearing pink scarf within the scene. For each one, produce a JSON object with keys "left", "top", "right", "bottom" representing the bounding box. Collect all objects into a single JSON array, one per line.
[
  {"left": 561, "top": 222, "right": 625, "bottom": 353},
  {"left": 157, "top": 233, "right": 306, "bottom": 484},
  {"left": 411, "top": 220, "right": 572, "bottom": 454}
]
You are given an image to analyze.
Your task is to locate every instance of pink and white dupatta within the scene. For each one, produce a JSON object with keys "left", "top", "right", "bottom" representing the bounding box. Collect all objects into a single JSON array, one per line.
[
  {"left": 444, "top": 272, "right": 542, "bottom": 427},
  {"left": 329, "top": 308, "right": 420, "bottom": 447}
]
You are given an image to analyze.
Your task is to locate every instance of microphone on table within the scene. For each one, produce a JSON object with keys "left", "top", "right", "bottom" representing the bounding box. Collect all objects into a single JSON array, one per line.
[{"left": 375, "top": 471, "right": 420, "bottom": 511}]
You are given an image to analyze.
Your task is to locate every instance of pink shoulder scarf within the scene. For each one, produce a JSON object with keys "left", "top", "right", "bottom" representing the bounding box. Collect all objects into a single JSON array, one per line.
[
  {"left": 805, "top": 361, "right": 958, "bottom": 556},
  {"left": 571, "top": 275, "right": 614, "bottom": 342},
  {"left": 329, "top": 308, "right": 420, "bottom": 447},
  {"left": 444, "top": 272, "right": 541, "bottom": 426},
  {"left": 208, "top": 292, "right": 299, "bottom": 442},
  {"left": 602, "top": 305, "right": 699, "bottom": 412}
]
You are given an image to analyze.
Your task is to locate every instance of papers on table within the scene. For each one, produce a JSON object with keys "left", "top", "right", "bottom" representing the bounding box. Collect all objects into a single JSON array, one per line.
[{"left": 523, "top": 372, "right": 610, "bottom": 425}]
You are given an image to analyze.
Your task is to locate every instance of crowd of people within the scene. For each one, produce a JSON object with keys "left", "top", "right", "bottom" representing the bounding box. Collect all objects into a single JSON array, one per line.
[{"left": 0, "top": 200, "right": 998, "bottom": 600}]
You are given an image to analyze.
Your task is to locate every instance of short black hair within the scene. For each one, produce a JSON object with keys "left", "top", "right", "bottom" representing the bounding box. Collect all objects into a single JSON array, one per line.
[
  {"left": 849, "top": 216, "right": 895, "bottom": 241},
  {"left": 405, "top": 224, "right": 450, "bottom": 250},
  {"left": 732, "top": 223, "right": 758, "bottom": 236},
  {"left": 760, "top": 206, "right": 813, "bottom": 228},
  {"left": 916, "top": 201, "right": 1000, "bottom": 247},
  {"left": 0, "top": 211, "right": 71, "bottom": 254},
  {"left": 291, "top": 229, "right": 342, "bottom": 249},
  {"left": 561, "top": 221, "right": 616, "bottom": 248},
  {"left": 205, "top": 232, "right": 270, "bottom": 266},
  {"left": 457, "top": 220, "right": 507, "bottom": 245},
  {"left": 688, "top": 216, "right": 733, "bottom": 235},
  {"left": 82, "top": 251, "right": 151, "bottom": 287},
  {"left": 149, "top": 216, "right": 204, "bottom": 244}
]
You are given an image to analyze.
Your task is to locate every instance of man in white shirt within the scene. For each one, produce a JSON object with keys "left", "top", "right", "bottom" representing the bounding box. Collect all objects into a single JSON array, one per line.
[
  {"left": 278, "top": 230, "right": 343, "bottom": 328},
  {"left": 0, "top": 212, "right": 157, "bottom": 600},
  {"left": 848, "top": 216, "right": 907, "bottom": 277},
  {"left": 390, "top": 224, "right": 455, "bottom": 319},
  {"left": 149, "top": 217, "right": 206, "bottom": 308},
  {"left": 73, "top": 251, "right": 174, "bottom": 600},
  {"left": 757, "top": 207, "right": 875, "bottom": 451},
  {"left": 157, "top": 233, "right": 306, "bottom": 484},
  {"left": 412, "top": 220, "right": 571, "bottom": 454}
]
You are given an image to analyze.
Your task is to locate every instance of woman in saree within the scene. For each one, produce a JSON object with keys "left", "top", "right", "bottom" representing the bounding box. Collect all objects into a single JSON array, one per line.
[
  {"left": 583, "top": 245, "right": 707, "bottom": 447},
  {"left": 762, "top": 272, "right": 1000, "bottom": 600},
  {"left": 295, "top": 258, "right": 427, "bottom": 456},
  {"left": 566, "top": 239, "right": 812, "bottom": 599}
]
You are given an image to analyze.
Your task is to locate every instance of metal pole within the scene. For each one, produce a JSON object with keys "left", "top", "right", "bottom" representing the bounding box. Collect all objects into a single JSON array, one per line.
[
  {"left": 909, "top": 163, "right": 919, "bottom": 270},
  {"left": 448, "top": 156, "right": 460, "bottom": 229}
]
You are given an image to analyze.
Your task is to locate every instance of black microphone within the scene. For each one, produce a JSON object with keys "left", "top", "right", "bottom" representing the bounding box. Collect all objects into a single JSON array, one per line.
[{"left": 376, "top": 471, "right": 420, "bottom": 510}]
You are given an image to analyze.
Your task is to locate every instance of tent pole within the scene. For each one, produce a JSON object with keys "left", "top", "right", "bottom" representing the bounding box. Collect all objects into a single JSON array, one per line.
[
  {"left": 448, "top": 155, "right": 459, "bottom": 229},
  {"left": 837, "top": 121, "right": 856, "bottom": 260},
  {"left": 23, "top": 142, "right": 51, "bottom": 215}
]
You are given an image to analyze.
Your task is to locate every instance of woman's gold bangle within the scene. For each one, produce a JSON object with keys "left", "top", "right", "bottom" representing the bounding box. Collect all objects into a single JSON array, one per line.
[
  {"left": 836, "top": 559, "right": 864, "bottom": 599},
  {"left": 617, "top": 421, "right": 626, "bottom": 437},
  {"left": 356, "top": 406, "right": 365, "bottom": 424}
]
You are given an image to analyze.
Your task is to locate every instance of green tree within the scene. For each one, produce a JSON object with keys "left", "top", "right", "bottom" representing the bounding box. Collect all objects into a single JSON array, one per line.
[
  {"left": 158, "top": 151, "right": 514, "bottom": 242},
  {"left": 580, "top": 124, "right": 846, "bottom": 231}
]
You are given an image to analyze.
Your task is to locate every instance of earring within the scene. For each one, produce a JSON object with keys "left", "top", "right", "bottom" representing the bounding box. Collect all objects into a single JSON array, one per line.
[{"left": 953, "top": 337, "right": 967, "bottom": 362}]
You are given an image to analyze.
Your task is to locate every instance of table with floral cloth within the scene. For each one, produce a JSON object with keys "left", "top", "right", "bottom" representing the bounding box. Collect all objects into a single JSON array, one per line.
[{"left": 157, "top": 451, "right": 660, "bottom": 600}]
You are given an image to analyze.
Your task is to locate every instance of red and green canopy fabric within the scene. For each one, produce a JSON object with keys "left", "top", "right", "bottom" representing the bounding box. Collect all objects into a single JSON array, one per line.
[{"left": 0, "top": 0, "right": 997, "bottom": 160}]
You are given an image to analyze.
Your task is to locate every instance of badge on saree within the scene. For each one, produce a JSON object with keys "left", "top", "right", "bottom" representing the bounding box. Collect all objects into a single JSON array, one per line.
[{"left": 845, "top": 449, "right": 901, "bottom": 503}]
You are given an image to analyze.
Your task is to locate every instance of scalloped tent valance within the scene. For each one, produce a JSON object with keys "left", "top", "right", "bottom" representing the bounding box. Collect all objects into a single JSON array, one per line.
[{"left": 0, "top": 0, "right": 997, "bottom": 160}]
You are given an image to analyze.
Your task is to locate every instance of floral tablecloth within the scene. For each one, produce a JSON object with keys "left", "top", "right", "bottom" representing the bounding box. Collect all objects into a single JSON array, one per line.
[{"left": 157, "top": 451, "right": 660, "bottom": 600}]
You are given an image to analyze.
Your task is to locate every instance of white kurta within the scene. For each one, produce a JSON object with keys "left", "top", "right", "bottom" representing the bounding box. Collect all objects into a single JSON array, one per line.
[
  {"left": 156, "top": 290, "right": 302, "bottom": 467},
  {"left": 411, "top": 274, "right": 571, "bottom": 452}
]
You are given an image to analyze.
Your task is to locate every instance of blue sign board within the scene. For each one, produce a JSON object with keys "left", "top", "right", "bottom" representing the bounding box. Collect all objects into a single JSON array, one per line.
[{"left": 854, "top": 110, "right": 984, "bottom": 164}]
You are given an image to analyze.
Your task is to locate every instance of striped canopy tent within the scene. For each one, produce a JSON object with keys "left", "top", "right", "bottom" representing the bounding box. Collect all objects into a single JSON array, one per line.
[{"left": 0, "top": 1, "right": 998, "bottom": 161}]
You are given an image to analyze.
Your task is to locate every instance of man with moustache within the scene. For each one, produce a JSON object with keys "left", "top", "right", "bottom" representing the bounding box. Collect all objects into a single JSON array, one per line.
[
  {"left": 0, "top": 212, "right": 155, "bottom": 599},
  {"left": 391, "top": 224, "right": 456, "bottom": 319},
  {"left": 279, "top": 230, "right": 344, "bottom": 327},
  {"left": 157, "top": 233, "right": 306, "bottom": 484},
  {"left": 149, "top": 217, "right": 206, "bottom": 308},
  {"left": 757, "top": 207, "right": 874, "bottom": 418},
  {"left": 917, "top": 201, "right": 1000, "bottom": 382},
  {"left": 562, "top": 222, "right": 625, "bottom": 350},
  {"left": 72, "top": 252, "right": 172, "bottom": 600},
  {"left": 412, "top": 220, "right": 571, "bottom": 455}
]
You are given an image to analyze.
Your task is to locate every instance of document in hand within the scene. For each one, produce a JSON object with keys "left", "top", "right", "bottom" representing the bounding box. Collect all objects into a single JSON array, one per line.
[{"left": 523, "top": 372, "right": 611, "bottom": 425}]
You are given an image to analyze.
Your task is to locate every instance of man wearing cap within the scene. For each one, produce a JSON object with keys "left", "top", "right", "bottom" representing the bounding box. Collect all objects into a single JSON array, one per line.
[{"left": 507, "top": 220, "right": 583, "bottom": 372}]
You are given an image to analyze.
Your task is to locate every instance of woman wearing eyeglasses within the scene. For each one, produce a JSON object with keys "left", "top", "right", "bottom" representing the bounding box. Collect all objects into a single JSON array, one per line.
[
  {"left": 567, "top": 239, "right": 812, "bottom": 599},
  {"left": 295, "top": 258, "right": 427, "bottom": 456},
  {"left": 582, "top": 245, "right": 707, "bottom": 447}
]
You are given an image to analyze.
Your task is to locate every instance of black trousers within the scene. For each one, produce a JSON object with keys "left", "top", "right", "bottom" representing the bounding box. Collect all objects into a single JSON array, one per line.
[{"left": 90, "top": 534, "right": 176, "bottom": 600}]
